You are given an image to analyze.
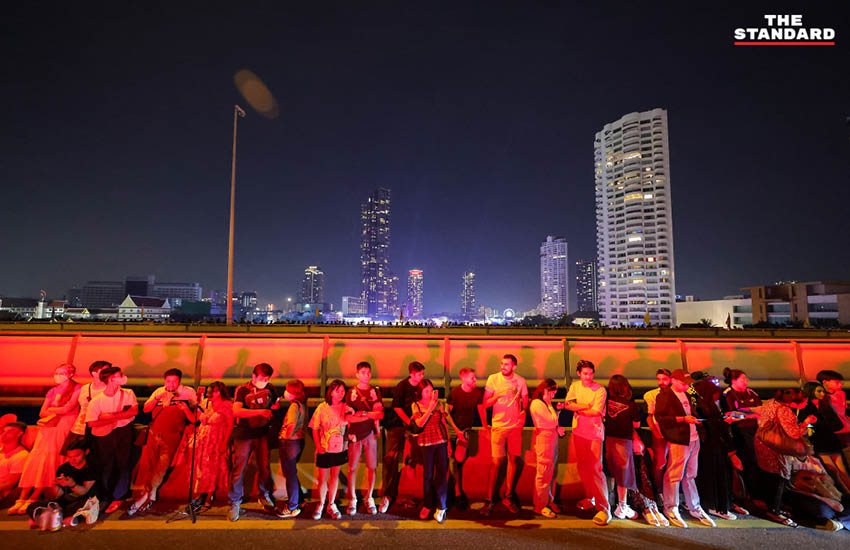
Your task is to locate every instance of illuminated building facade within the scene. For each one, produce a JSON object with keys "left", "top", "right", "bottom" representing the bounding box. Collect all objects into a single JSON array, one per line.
[
  {"left": 540, "top": 236, "right": 569, "bottom": 318},
  {"left": 360, "top": 188, "right": 392, "bottom": 317},
  {"left": 461, "top": 271, "right": 476, "bottom": 320},
  {"left": 576, "top": 258, "right": 598, "bottom": 312},
  {"left": 301, "top": 266, "right": 325, "bottom": 304},
  {"left": 407, "top": 269, "right": 423, "bottom": 318},
  {"left": 595, "top": 108, "right": 676, "bottom": 326}
]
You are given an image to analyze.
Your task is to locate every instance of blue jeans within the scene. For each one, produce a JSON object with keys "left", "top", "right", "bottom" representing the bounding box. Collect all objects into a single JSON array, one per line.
[
  {"left": 278, "top": 439, "right": 304, "bottom": 511},
  {"left": 229, "top": 437, "right": 273, "bottom": 505},
  {"left": 421, "top": 442, "right": 449, "bottom": 511}
]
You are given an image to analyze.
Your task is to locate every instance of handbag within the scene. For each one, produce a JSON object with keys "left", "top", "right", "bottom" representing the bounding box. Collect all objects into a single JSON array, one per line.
[{"left": 756, "top": 416, "right": 813, "bottom": 460}]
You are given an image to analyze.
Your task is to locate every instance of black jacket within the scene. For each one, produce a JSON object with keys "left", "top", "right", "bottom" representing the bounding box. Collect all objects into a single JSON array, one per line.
[{"left": 655, "top": 386, "right": 705, "bottom": 445}]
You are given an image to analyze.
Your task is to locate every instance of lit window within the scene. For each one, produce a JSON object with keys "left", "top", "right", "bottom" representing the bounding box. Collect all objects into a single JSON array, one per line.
[
  {"left": 628, "top": 236, "right": 642, "bottom": 242},
  {"left": 643, "top": 193, "right": 653, "bottom": 199}
]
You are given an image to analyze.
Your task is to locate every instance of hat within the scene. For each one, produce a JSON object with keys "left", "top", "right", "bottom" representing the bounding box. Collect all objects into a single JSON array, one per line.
[{"left": 671, "top": 369, "right": 693, "bottom": 384}]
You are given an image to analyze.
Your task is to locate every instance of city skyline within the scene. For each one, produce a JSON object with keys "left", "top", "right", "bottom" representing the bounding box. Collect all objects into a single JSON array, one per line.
[{"left": 2, "top": 4, "right": 848, "bottom": 314}]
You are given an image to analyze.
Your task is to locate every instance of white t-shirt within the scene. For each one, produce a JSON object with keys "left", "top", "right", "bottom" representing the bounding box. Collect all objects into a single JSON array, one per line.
[
  {"left": 673, "top": 390, "right": 699, "bottom": 441},
  {"left": 71, "top": 383, "right": 106, "bottom": 435},
  {"left": 0, "top": 446, "right": 29, "bottom": 488},
  {"left": 566, "top": 381, "right": 606, "bottom": 441},
  {"left": 644, "top": 388, "right": 660, "bottom": 415},
  {"left": 485, "top": 372, "right": 528, "bottom": 430},
  {"left": 530, "top": 399, "right": 559, "bottom": 431},
  {"left": 86, "top": 388, "right": 138, "bottom": 437}
]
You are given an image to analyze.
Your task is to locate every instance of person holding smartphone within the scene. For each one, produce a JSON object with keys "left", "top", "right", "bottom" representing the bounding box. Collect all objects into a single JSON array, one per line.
[{"left": 411, "top": 379, "right": 450, "bottom": 523}]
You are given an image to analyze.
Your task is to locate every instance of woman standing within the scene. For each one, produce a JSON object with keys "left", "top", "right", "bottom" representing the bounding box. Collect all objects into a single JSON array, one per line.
[
  {"left": 800, "top": 381, "right": 850, "bottom": 493},
  {"left": 11, "top": 363, "right": 81, "bottom": 514},
  {"left": 411, "top": 379, "right": 450, "bottom": 523},
  {"left": 604, "top": 374, "right": 640, "bottom": 521},
  {"left": 275, "top": 379, "right": 307, "bottom": 518},
  {"left": 190, "top": 381, "right": 233, "bottom": 509},
  {"left": 754, "top": 388, "right": 817, "bottom": 527},
  {"left": 692, "top": 375, "right": 743, "bottom": 520},
  {"left": 309, "top": 379, "right": 351, "bottom": 520},
  {"left": 529, "top": 378, "right": 564, "bottom": 518}
]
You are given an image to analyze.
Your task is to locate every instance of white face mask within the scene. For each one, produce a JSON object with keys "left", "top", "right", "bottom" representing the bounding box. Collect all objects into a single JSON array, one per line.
[
  {"left": 254, "top": 379, "right": 268, "bottom": 390},
  {"left": 53, "top": 374, "right": 69, "bottom": 384}
]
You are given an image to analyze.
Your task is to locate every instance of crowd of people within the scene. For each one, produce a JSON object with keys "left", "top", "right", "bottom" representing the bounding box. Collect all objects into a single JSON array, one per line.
[{"left": 1, "top": 355, "right": 849, "bottom": 533}]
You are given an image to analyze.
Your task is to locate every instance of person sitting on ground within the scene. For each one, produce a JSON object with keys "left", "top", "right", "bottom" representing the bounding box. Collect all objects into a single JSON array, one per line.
[
  {"left": 816, "top": 371, "right": 850, "bottom": 474},
  {"left": 0, "top": 420, "right": 29, "bottom": 506},
  {"left": 25, "top": 439, "right": 98, "bottom": 529},
  {"left": 129, "top": 368, "right": 197, "bottom": 515}
]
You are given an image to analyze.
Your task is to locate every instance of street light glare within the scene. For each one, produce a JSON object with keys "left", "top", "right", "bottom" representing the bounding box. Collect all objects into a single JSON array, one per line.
[{"left": 234, "top": 69, "right": 279, "bottom": 119}]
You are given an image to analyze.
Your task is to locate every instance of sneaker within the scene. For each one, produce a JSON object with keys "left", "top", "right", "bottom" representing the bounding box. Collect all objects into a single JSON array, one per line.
[
  {"left": 275, "top": 506, "right": 301, "bottom": 518},
  {"left": 419, "top": 506, "right": 430, "bottom": 520},
  {"left": 708, "top": 509, "right": 737, "bottom": 521},
  {"left": 365, "top": 497, "right": 377, "bottom": 515},
  {"left": 312, "top": 503, "right": 324, "bottom": 520},
  {"left": 665, "top": 507, "right": 687, "bottom": 528},
  {"left": 434, "top": 508, "right": 446, "bottom": 523},
  {"left": 576, "top": 497, "right": 595, "bottom": 511},
  {"left": 347, "top": 499, "right": 357, "bottom": 515},
  {"left": 227, "top": 502, "right": 241, "bottom": 522},
  {"left": 593, "top": 509, "right": 611, "bottom": 526},
  {"left": 480, "top": 501, "right": 494, "bottom": 517},
  {"left": 127, "top": 494, "right": 148, "bottom": 517},
  {"left": 537, "top": 506, "right": 556, "bottom": 519},
  {"left": 689, "top": 506, "right": 717, "bottom": 527},
  {"left": 104, "top": 500, "right": 122, "bottom": 514},
  {"left": 819, "top": 519, "right": 844, "bottom": 531},
  {"left": 258, "top": 492, "right": 275, "bottom": 509},
  {"left": 732, "top": 503, "right": 750, "bottom": 516},
  {"left": 76, "top": 497, "right": 99, "bottom": 525},
  {"left": 502, "top": 496, "right": 519, "bottom": 514},
  {"left": 379, "top": 496, "right": 391, "bottom": 514},
  {"left": 614, "top": 502, "right": 637, "bottom": 520},
  {"left": 327, "top": 503, "right": 341, "bottom": 519}
]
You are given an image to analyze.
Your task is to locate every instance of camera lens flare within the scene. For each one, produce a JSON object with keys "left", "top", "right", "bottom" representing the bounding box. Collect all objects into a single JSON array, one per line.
[{"left": 234, "top": 69, "right": 279, "bottom": 119}]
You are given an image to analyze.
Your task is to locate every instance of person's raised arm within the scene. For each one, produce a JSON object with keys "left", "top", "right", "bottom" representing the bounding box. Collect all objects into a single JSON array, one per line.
[{"left": 143, "top": 388, "right": 165, "bottom": 414}]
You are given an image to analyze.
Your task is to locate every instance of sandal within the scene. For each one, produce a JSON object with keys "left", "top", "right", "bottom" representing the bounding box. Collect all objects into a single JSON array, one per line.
[
  {"left": 767, "top": 511, "right": 798, "bottom": 528},
  {"left": 537, "top": 506, "right": 556, "bottom": 519}
]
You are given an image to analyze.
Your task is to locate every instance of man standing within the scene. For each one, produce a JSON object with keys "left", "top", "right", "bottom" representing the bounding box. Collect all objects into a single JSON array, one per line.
[
  {"left": 228, "top": 363, "right": 278, "bottom": 522},
  {"left": 643, "top": 368, "right": 672, "bottom": 494},
  {"left": 817, "top": 370, "right": 850, "bottom": 469},
  {"left": 129, "top": 368, "right": 197, "bottom": 515},
  {"left": 481, "top": 354, "right": 528, "bottom": 516},
  {"left": 345, "top": 361, "right": 384, "bottom": 515},
  {"left": 446, "top": 367, "right": 486, "bottom": 510},
  {"left": 380, "top": 361, "right": 425, "bottom": 513},
  {"left": 654, "top": 369, "right": 715, "bottom": 528},
  {"left": 86, "top": 366, "right": 138, "bottom": 514},
  {"left": 564, "top": 360, "right": 609, "bottom": 525}
]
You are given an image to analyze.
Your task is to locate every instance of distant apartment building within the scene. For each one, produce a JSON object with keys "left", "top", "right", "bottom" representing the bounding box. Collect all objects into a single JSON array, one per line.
[
  {"left": 80, "top": 281, "right": 126, "bottom": 308},
  {"left": 118, "top": 296, "right": 172, "bottom": 321},
  {"left": 742, "top": 281, "right": 850, "bottom": 326},
  {"left": 675, "top": 296, "right": 751, "bottom": 328},
  {"left": 360, "top": 188, "right": 392, "bottom": 317},
  {"left": 461, "top": 271, "right": 476, "bottom": 319},
  {"left": 575, "top": 258, "right": 598, "bottom": 312},
  {"left": 79, "top": 276, "right": 201, "bottom": 308},
  {"left": 342, "top": 296, "right": 368, "bottom": 316},
  {"left": 595, "top": 108, "right": 676, "bottom": 327},
  {"left": 540, "top": 236, "right": 569, "bottom": 318},
  {"left": 407, "top": 269, "right": 424, "bottom": 318},
  {"left": 301, "top": 266, "right": 324, "bottom": 304}
]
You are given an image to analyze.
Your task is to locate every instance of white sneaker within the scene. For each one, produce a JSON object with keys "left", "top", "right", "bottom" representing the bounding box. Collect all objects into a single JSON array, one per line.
[
  {"left": 613, "top": 502, "right": 637, "bottom": 520},
  {"left": 708, "top": 509, "right": 737, "bottom": 521},
  {"left": 689, "top": 506, "right": 717, "bottom": 527},
  {"left": 347, "top": 500, "right": 357, "bottom": 515},
  {"left": 665, "top": 507, "right": 688, "bottom": 528},
  {"left": 379, "top": 496, "right": 391, "bottom": 514},
  {"left": 434, "top": 508, "right": 446, "bottom": 523}
]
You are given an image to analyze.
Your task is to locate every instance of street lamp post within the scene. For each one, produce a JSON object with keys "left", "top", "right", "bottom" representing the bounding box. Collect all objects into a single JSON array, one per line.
[{"left": 226, "top": 104, "right": 246, "bottom": 325}]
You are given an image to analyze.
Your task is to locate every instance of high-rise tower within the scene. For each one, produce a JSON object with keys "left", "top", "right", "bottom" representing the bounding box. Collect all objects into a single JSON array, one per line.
[
  {"left": 407, "top": 269, "right": 423, "bottom": 318},
  {"left": 540, "top": 236, "right": 569, "bottom": 318},
  {"left": 301, "top": 266, "right": 324, "bottom": 304},
  {"left": 595, "top": 108, "right": 676, "bottom": 326},
  {"left": 575, "top": 258, "right": 598, "bottom": 312},
  {"left": 461, "top": 271, "right": 476, "bottom": 320},
  {"left": 360, "top": 188, "right": 391, "bottom": 317}
]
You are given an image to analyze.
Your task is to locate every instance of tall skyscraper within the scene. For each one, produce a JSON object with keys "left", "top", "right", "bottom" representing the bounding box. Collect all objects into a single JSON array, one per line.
[
  {"left": 461, "top": 271, "right": 476, "bottom": 319},
  {"left": 360, "top": 188, "right": 391, "bottom": 317},
  {"left": 595, "top": 108, "right": 676, "bottom": 326},
  {"left": 575, "top": 258, "right": 598, "bottom": 312},
  {"left": 540, "top": 236, "right": 569, "bottom": 318},
  {"left": 407, "top": 269, "right": 423, "bottom": 318},
  {"left": 301, "top": 265, "right": 324, "bottom": 304},
  {"left": 387, "top": 272, "right": 400, "bottom": 316}
]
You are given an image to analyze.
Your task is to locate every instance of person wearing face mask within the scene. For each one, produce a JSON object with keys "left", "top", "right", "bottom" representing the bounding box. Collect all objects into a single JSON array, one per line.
[
  {"left": 274, "top": 379, "right": 307, "bottom": 518},
  {"left": 227, "top": 363, "right": 279, "bottom": 522},
  {"left": 128, "top": 368, "right": 197, "bottom": 515},
  {"left": 10, "top": 363, "right": 81, "bottom": 515},
  {"left": 61, "top": 361, "right": 110, "bottom": 456},
  {"left": 86, "top": 366, "right": 139, "bottom": 515}
]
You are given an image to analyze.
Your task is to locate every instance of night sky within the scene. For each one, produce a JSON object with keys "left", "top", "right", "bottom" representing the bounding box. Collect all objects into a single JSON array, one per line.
[{"left": 2, "top": 2, "right": 848, "bottom": 314}]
